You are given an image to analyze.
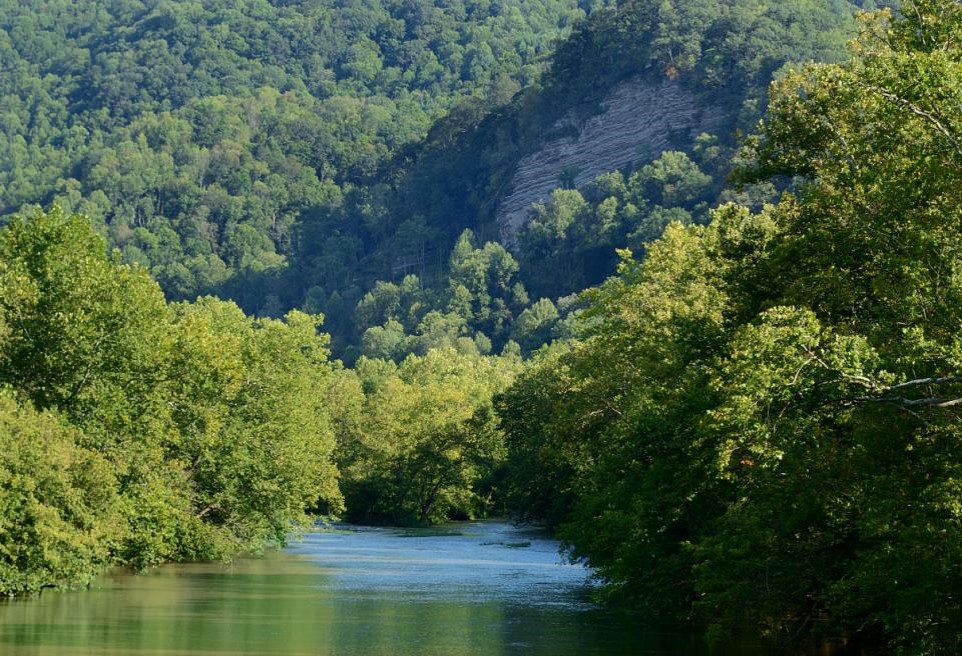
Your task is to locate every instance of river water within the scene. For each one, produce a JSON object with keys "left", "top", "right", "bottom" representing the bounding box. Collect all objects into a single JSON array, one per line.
[{"left": 0, "top": 521, "right": 806, "bottom": 655}]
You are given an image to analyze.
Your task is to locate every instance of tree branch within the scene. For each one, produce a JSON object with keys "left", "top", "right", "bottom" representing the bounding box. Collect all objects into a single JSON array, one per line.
[
  {"left": 886, "top": 375, "right": 962, "bottom": 391},
  {"left": 864, "top": 84, "right": 962, "bottom": 160},
  {"left": 847, "top": 395, "right": 962, "bottom": 408}
]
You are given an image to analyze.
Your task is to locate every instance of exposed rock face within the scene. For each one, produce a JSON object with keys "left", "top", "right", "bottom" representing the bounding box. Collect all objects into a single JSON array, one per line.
[{"left": 497, "top": 77, "right": 726, "bottom": 243}]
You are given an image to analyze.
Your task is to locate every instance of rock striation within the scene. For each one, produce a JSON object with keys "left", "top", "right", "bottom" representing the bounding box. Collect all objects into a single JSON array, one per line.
[{"left": 497, "top": 77, "right": 726, "bottom": 243}]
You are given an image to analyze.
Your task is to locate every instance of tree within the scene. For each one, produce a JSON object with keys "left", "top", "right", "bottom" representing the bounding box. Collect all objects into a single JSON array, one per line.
[
  {"left": 501, "top": 4, "right": 962, "bottom": 651},
  {"left": 510, "top": 298, "right": 560, "bottom": 354},
  {"left": 0, "top": 206, "right": 171, "bottom": 456},
  {"left": 340, "top": 349, "right": 518, "bottom": 524},
  {"left": 167, "top": 300, "right": 342, "bottom": 550},
  {"left": 0, "top": 207, "right": 343, "bottom": 577},
  {"left": 0, "top": 391, "right": 119, "bottom": 596}
]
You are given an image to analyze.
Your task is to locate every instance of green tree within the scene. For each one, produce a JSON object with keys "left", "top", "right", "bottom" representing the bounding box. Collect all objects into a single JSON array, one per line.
[
  {"left": 502, "top": 4, "right": 962, "bottom": 652},
  {"left": 341, "top": 349, "right": 518, "bottom": 524},
  {"left": 0, "top": 206, "right": 171, "bottom": 457},
  {"left": 0, "top": 391, "right": 119, "bottom": 596},
  {"left": 0, "top": 208, "right": 343, "bottom": 578}
]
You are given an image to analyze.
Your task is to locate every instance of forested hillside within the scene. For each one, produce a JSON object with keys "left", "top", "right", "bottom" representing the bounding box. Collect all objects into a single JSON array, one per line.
[
  {"left": 0, "top": 0, "right": 598, "bottom": 307},
  {"left": 271, "top": 0, "right": 872, "bottom": 358},
  {"left": 1, "top": 0, "right": 866, "bottom": 359}
]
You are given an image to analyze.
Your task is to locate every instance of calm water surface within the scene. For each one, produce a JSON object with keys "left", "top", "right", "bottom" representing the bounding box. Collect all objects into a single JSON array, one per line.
[{"left": 0, "top": 521, "right": 798, "bottom": 655}]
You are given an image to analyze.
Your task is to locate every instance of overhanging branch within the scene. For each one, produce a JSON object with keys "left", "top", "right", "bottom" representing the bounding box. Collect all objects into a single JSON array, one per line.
[{"left": 864, "top": 84, "right": 962, "bottom": 160}]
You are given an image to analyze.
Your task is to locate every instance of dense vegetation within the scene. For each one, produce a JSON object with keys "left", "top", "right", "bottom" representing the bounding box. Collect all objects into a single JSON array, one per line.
[
  {"left": 0, "top": 0, "right": 600, "bottom": 311},
  {"left": 0, "top": 0, "right": 864, "bottom": 359},
  {"left": 5, "top": 0, "right": 962, "bottom": 654},
  {"left": 498, "top": 3, "right": 962, "bottom": 652},
  {"left": 0, "top": 207, "right": 341, "bottom": 591},
  {"left": 285, "top": 0, "right": 868, "bottom": 356},
  {"left": 334, "top": 349, "right": 520, "bottom": 524},
  {"left": 0, "top": 208, "right": 524, "bottom": 593}
]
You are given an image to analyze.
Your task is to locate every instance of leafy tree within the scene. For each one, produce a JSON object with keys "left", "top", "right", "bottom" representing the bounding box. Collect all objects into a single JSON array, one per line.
[
  {"left": 341, "top": 349, "right": 519, "bottom": 524},
  {"left": 0, "top": 206, "right": 171, "bottom": 456},
  {"left": 0, "top": 392, "right": 119, "bottom": 596},
  {"left": 167, "top": 300, "right": 343, "bottom": 551},
  {"left": 0, "top": 208, "right": 343, "bottom": 584},
  {"left": 500, "top": 4, "right": 962, "bottom": 652},
  {"left": 510, "top": 298, "right": 560, "bottom": 354}
]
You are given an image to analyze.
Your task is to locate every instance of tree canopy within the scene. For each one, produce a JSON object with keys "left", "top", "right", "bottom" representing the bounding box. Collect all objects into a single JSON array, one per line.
[
  {"left": 0, "top": 0, "right": 864, "bottom": 360},
  {"left": 498, "top": 3, "right": 962, "bottom": 652},
  {"left": 0, "top": 207, "right": 341, "bottom": 584}
]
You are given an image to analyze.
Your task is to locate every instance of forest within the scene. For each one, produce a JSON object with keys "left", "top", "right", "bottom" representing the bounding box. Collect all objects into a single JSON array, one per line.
[
  {"left": 2, "top": 0, "right": 962, "bottom": 654},
  {"left": 0, "top": 0, "right": 867, "bottom": 357}
]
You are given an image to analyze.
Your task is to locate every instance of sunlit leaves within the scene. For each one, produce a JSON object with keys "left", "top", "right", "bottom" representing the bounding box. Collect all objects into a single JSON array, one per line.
[
  {"left": 341, "top": 349, "right": 519, "bottom": 524},
  {"left": 499, "top": 4, "right": 962, "bottom": 650},
  {"left": 0, "top": 208, "right": 342, "bottom": 589}
]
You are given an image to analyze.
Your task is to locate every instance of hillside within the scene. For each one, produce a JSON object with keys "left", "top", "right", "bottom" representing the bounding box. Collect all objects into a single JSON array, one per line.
[
  {"left": 283, "top": 0, "right": 868, "bottom": 357},
  {"left": 1, "top": 0, "right": 866, "bottom": 359},
  {"left": 495, "top": 77, "right": 727, "bottom": 241},
  {"left": 0, "top": 0, "right": 602, "bottom": 298}
]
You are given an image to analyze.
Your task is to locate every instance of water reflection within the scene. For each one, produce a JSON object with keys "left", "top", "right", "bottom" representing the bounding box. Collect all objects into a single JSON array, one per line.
[{"left": 0, "top": 521, "right": 777, "bottom": 655}]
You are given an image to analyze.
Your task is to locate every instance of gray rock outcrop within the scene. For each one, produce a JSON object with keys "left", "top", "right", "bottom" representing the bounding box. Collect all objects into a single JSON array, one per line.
[{"left": 496, "top": 77, "right": 726, "bottom": 243}]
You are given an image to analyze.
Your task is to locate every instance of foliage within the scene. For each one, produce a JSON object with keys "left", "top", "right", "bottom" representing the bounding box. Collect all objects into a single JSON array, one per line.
[
  {"left": 352, "top": 229, "right": 542, "bottom": 361},
  {"left": 0, "top": 0, "right": 601, "bottom": 313},
  {"left": 8, "top": 4, "right": 962, "bottom": 653},
  {"left": 498, "top": 3, "right": 962, "bottom": 652},
  {"left": 0, "top": 208, "right": 341, "bottom": 590},
  {"left": 340, "top": 349, "right": 520, "bottom": 524},
  {"left": 165, "top": 300, "right": 343, "bottom": 553},
  {"left": 517, "top": 150, "right": 722, "bottom": 299},
  {"left": 0, "top": 391, "right": 119, "bottom": 596},
  {"left": 0, "top": 0, "right": 865, "bottom": 360},
  {"left": 286, "top": 0, "right": 861, "bottom": 357}
]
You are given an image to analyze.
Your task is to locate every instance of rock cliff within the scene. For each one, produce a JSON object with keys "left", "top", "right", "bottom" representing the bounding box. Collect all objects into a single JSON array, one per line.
[{"left": 497, "top": 77, "right": 726, "bottom": 242}]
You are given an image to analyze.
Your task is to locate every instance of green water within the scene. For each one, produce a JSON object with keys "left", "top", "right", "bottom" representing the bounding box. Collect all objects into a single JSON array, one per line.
[{"left": 0, "top": 522, "right": 825, "bottom": 655}]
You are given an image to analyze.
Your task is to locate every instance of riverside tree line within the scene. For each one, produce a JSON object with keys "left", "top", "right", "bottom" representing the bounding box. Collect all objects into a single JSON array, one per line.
[{"left": 2, "top": 1, "right": 962, "bottom": 655}]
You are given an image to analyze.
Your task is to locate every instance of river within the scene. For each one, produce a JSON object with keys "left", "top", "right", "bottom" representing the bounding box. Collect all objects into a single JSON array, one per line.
[{"left": 0, "top": 521, "right": 822, "bottom": 655}]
